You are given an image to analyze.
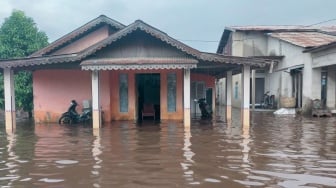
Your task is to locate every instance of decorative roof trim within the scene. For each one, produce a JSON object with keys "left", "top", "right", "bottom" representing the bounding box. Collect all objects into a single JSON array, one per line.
[
  {"left": 0, "top": 54, "right": 79, "bottom": 69},
  {"left": 82, "top": 64, "right": 197, "bottom": 71},
  {"left": 80, "top": 57, "right": 197, "bottom": 70},
  {"left": 79, "top": 20, "right": 200, "bottom": 60}
]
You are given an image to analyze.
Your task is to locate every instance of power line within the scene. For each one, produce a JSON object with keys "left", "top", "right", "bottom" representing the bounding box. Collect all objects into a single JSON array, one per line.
[
  {"left": 304, "top": 18, "right": 336, "bottom": 27},
  {"left": 177, "top": 39, "right": 219, "bottom": 43},
  {"left": 176, "top": 18, "right": 336, "bottom": 43}
]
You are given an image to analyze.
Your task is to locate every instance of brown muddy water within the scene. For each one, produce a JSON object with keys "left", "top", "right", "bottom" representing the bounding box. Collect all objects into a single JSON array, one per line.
[{"left": 1, "top": 111, "right": 336, "bottom": 188}]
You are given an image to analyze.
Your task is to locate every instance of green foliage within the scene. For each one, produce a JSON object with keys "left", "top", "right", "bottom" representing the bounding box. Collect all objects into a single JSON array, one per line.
[
  {"left": 0, "top": 10, "right": 48, "bottom": 58},
  {"left": 0, "top": 10, "right": 48, "bottom": 116}
]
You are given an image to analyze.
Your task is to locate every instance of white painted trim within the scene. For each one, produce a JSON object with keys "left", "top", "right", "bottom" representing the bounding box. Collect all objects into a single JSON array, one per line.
[{"left": 82, "top": 64, "right": 196, "bottom": 71}]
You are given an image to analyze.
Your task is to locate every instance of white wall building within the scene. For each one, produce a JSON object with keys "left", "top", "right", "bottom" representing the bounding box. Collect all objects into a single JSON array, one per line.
[{"left": 216, "top": 26, "right": 336, "bottom": 115}]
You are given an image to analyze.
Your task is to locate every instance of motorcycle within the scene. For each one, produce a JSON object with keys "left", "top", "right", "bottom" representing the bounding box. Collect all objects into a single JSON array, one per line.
[
  {"left": 59, "top": 100, "right": 92, "bottom": 124},
  {"left": 198, "top": 98, "right": 212, "bottom": 119},
  {"left": 262, "top": 91, "right": 275, "bottom": 109}
]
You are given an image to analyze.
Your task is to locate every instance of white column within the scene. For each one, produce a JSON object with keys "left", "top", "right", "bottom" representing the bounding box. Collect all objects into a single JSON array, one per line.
[
  {"left": 226, "top": 71, "right": 232, "bottom": 122},
  {"left": 184, "top": 69, "right": 191, "bottom": 127},
  {"left": 92, "top": 70, "right": 101, "bottom": 128},
  {"left": 251, "top": 69, "right": 256, "bottom": 110},
  {"left": 4, "top": 68, "right": 16, "bottom": 132},
  {"left": 241, "top": 65, "right": 250, "bottom": 126}
]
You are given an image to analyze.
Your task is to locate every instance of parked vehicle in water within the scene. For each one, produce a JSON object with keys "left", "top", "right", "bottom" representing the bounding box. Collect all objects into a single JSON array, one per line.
[
  {"left": 198, "top": 98, "right": 212, "bottom": 119},
  {"left": 59, "top": 100, "right": 92, "bottom": 124},
  {"left": 262, "top": 91, "right": 275, "bottom": 109}
]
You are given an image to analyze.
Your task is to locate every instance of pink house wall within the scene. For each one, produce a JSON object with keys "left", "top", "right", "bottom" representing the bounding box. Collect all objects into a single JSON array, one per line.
[
  {"left": 191, "top": 73, "right": 216, "bottom": 88},
  {"left": 33, "top": 69, "right": 111, "bottom": 123},
  {"left": 33, "top": 70, "right": 92, "bottom": 123},
  {"left": 33, "top": 69, "right": 216, "bottom": 123}
]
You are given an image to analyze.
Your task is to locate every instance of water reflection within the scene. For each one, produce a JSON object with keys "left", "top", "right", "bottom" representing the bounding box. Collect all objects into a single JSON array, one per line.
[
  {"left": 2, "top": 131, "right": 19, "bottom": 186},
  {"left": 0, "top": 110, "right": 336, "bottom": 187},
  {"left": 92, "top": 128, "right": 102, "bottom": 188},
  {"left": 181, "top": 126, "right": 197, "bottom": 184}
]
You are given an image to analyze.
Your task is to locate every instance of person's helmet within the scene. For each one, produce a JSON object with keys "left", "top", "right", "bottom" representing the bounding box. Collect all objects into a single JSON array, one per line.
[{"left": 71, "top": 100, "right": 77, "bottom": 105}]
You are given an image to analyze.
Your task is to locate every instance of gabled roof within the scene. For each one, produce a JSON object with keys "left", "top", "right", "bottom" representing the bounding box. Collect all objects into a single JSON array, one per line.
[
  {"left": 30, "top": 15, "right": 125, "bottom": 57},
  {"left": 268, "top": 32, "right": 336, "bottom": 48},
  {"left": 217, "top": 25, "right": 336, "bottom": 53},
  {"left": 79, "top": 19, "right": 201, "bottom": 59},
  {"left": 0, "top": 16, "right": 273, "bottom": 77}
]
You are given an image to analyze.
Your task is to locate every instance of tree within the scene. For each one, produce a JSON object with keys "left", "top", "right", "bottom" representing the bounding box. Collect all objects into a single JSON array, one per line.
[{"left": 0, "top": 10, "right": 48, "bottom": 118}]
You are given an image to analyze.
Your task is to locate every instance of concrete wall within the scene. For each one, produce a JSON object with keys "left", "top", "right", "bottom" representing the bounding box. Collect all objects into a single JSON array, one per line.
[
  {"left": 220, "top": 30, "right": 336, "bottom": 113},
  {"left": 312, "top": 50, "right": 336, "bottom": 109},
  {"left": 327, "top": 68, "right": 336, "bottom": 109},
  {"left": 312, "top": 47, "right": 336, "bottom": 68},
  {"left": 267, "top": 37, "right": 325, "bottom": 113}
]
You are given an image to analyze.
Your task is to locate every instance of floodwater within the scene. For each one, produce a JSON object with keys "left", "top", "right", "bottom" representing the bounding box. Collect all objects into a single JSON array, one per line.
[{"left": 1, "top": 111, "right": 336, "bottom": 188}]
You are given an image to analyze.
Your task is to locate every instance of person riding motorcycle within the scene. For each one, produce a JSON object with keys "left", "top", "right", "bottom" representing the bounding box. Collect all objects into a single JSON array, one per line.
[{"left": 68, "top": 100, "right": 79, "bottom": 117}]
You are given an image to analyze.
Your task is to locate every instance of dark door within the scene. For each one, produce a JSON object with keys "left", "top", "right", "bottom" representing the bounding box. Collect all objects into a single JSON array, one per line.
[
  {"left": 136, "top": 74, "right": 160, "bottom": 120},
  {"left": 206, "top": 88, "right": 212, "bottom": 108},
  {"left": 321, "top": 72, "right": 328, "bottom": 106}
]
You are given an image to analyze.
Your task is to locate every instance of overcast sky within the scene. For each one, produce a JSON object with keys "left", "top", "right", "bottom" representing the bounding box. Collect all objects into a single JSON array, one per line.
[{"left": 1, "top": 0, "right": 336, "bottom": 52}]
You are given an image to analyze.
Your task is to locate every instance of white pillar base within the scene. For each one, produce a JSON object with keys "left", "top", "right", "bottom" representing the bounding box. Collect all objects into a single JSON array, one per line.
[
  {"left": 241, "top": 65, "right": 250, "bottom": 127},
  {"left": 184, "top": 69, "right": 191, "bottom": 127},
  {"left": 226, "top": 71, "right": 232, "bottom": 122},
  {"left": 92, "top": 70, "right": 101, "bottom": 129}
]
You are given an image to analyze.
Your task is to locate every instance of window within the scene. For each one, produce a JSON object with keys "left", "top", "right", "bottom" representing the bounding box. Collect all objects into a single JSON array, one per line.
[
  {"left": 119, "top": 74, "right": 128, "bottom": 112},
  {"left": 167, "top": 73, "right": 176, "bottom": 112}
]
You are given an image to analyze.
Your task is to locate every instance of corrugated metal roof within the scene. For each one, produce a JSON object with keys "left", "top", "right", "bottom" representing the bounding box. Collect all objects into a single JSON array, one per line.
[
  {"left": 319, "top": 26, "right": 336, "bottom": 35},
  {"left": 268, "top": 32, "right": 336, "bottom": 48},
  {"left": 226, "top": 25, "right": 315, "bottom": 32}
]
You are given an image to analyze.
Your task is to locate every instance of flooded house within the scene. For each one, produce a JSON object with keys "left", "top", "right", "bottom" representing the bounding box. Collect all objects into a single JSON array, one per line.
[
  {"left": 216, "top": 26, "right": 336, "bottom": 115},
  {"left": 0, "top": 15, "right": 270, "bottom": 130}
]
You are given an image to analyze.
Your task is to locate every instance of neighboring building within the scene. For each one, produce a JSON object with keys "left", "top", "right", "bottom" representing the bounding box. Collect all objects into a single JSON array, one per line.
[
  {"left": 0, "top": 15, "right": 268, "bottom": 127},
  {"left": 217, "top": 25, "right": 336, "bottom": 114}
]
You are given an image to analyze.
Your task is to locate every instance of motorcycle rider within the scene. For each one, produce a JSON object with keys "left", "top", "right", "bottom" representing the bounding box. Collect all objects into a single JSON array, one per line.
[
  {"left": 198, "top": 98, "right": 212, "bottom": 119},
  {"left": 68, "top": 100, "right": 79, "bottom": 118}
]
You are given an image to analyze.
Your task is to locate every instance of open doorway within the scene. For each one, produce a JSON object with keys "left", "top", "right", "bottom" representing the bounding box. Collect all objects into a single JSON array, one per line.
[{"left": 136, "top": 73, "right": 160, "bottom": 121}]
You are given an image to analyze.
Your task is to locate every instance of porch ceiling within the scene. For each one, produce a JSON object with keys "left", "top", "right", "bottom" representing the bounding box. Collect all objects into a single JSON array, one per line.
[{"left": 194, "top": 52, "right": 274, "bottom": 78}]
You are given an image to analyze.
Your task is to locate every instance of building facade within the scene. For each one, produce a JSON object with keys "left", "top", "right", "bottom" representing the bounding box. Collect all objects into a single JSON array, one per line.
[
  {"left": 217, "top": 26, "right": 336, "bottom": 114},
  {"left": 1, "top": 15, "right": 269, "bottom": 129}
]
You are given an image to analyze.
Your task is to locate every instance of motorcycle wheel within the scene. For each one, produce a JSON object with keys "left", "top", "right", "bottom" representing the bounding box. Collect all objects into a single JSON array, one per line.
[{"left": 59, "top": 115, "right": 73, "bottom": 124}]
